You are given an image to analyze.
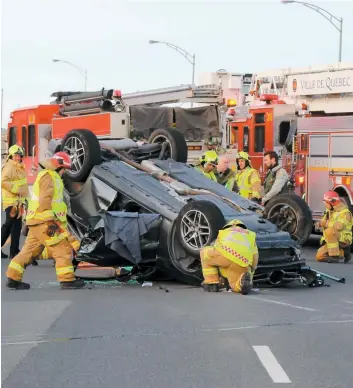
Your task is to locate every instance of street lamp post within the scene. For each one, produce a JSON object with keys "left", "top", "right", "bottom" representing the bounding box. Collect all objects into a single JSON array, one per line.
[
  {"left": 281, "top": 0, "right": 343, "bottom": 62},
  {"left": 52, "top": 59, "right": 88, "bottom": 91},
  {"left": 149, "top": 40, "right": 196, "bottom": 107}
]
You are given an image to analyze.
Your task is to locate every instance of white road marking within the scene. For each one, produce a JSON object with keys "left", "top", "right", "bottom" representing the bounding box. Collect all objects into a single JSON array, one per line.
[
  {"left": 343, "top": 300, "right": 353, "bottom": 304},
  {"left": 253, "top": 346, "right": 291, "bottom": 384},
  {"left": 248, "top": 296, "right": 317, "bottom": 311}
]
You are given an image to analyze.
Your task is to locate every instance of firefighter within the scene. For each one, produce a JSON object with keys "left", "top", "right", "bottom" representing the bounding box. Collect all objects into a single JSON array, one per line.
[
  {"left": 216, "top": 154, "right": 238, "bottom": 191},
  {"left": 194, "top": 150, "right": 218, "bottom": 181},
  {"left": 261, "top": 150, "right": 289, "bottom": 206},
  {"left": 200, "top": 220, "right": 259, "bottom": 294},
  {"left": 235, "top": 151, "right": 261, "bottom": 203},
  {"left": 204, "top": 137, "right": 227, "bottom": 155},
  {"left": 316, "top": 191, "right": 352, "bottom": 263},
  {"left": 6, "top": 152, "right": 85, "bottom": 290},
  {"left": 1, "top": 145, "right": 29, "bottom": 259}
]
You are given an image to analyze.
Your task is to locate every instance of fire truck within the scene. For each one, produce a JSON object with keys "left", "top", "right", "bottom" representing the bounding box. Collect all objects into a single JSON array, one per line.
[
  {"left": 6, "top": 86, "right": 234, "bottom": 185},
  {"left": 226, "top": 62, "right": 353, "bottom": 245}
]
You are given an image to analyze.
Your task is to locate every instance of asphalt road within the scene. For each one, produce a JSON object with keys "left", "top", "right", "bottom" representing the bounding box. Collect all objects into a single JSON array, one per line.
[{"left": 2, "top": 235, "right": 353, "bottom": 388}]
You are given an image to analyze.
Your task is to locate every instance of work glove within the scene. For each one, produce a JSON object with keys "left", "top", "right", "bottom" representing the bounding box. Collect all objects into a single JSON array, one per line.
[{"left": 16, "top": 185, "right": 27, "bottom": 197}]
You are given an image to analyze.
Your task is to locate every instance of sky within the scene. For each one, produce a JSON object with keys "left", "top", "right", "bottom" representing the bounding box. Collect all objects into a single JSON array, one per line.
[{"left": 1, "top": 0, "right": 353, "bottom": 128}]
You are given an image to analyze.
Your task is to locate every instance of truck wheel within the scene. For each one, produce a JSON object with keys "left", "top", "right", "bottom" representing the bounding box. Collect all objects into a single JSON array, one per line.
[
  {"left": 61, "top": 129, "right": 101, "bottom": 181},
  {"left": 148, "top": 128, "right": 188, "bottom": 163},
  {"left": 264, "top": 193, "right": 313, "bottom": 244},
  {"left": 176, "top": 200, "right": 226, "bottom": 257}
]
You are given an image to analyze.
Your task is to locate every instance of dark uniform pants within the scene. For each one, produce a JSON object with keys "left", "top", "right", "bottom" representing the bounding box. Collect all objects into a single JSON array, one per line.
[{"left": 1, "top": 206, "right": 22, "bottom": 257}]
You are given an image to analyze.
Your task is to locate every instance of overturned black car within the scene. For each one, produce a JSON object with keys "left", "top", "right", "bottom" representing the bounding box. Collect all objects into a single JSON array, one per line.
[{"left": 47, "top": 128, "right": 311, "bottom": 286}]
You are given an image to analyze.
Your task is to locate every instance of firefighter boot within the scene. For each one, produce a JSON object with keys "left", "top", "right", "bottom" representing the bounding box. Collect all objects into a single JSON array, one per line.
[
  {"left": 240, "top": 272, "right": 252, "bottom": 295},
  {"left": 202, "top": 283, "right": 220, "bottom": 292},
  {"left": 60, "top": 279, "right": 85, "bottom": 290},
  {"left": 344, "top": 248, "right": 352, "bottom": 264},
  {"left": 6, "top": 278, "right": 30, "bottom": 290},
  {"left": 327, "top": 256, "right": 341, "bottom": 263}
]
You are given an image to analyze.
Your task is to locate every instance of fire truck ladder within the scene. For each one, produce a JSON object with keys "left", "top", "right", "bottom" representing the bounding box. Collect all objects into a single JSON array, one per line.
[{"left": 122, "top": 84, "right": 224, "bottom": 106}]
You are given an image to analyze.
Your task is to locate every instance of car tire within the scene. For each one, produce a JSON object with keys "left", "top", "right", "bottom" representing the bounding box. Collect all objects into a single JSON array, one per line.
[
  {"left": 264, "top": 193, "right": 313, "bottom": 244},
  {"left": 61, "top": 129, "right": 101, "bottom": 182},
  {"left": 175, "top": 200, "right": 226, "bottom": 257},
  {"left": 148, "top": 128, "right": 188, "bottom": 163}
]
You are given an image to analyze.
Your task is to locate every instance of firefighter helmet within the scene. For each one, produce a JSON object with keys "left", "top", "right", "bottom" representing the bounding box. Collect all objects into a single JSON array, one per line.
[
  {"left": 199, "top": 150, "right": 218, "bottom": 165},
  {"left": 51, "top": 152, "right": 72, "bottom": 169},
  {"left": 323, "top": 191, "right": 340, "bottom": 204},
  {"left": 236, "top": 151, "right": 250, "bottom": 161},
  {"left": 236, "top": 151, "right": 252, "bottom": 168},
  {"left": 8, "top": 145, "right": 24, "bottom": 157},
  {"left": 222, "top": 219, "right": 247, "bottom": 230}
]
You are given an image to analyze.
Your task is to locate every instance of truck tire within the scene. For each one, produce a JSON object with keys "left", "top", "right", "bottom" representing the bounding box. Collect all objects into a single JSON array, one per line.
[
  {"left": 61, "top": 129, "right": 101, "bottom": 182},
  {"left": 264, "top": 193, "right": 313, "bottom": 244},
  {"left": 175, "top": 200, "right": 226, "bottom": 257},
  {"left": 148, "top": 128, "right": 188, "bottom": 163}
]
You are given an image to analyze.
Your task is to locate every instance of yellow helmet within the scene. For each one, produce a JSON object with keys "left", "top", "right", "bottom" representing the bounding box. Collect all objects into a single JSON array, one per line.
[
  {"left": 222, "top": 219, "right": 247, "bottom": 230},
  {"left": 199, "top": 150, "right": 218, "bottom": 164},
  {"left": 7, "top": 145, "right": 24, "bottom": 161},
  {"left": 236, "top": 151, "right": 252, "bottom": 167},
  {"left": 236, "top": 151, "right": 250, "bottom": 161}
]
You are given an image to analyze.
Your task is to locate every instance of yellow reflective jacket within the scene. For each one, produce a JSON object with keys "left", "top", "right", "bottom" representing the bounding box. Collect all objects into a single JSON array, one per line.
[
  {"left": 26, "top": 170, "right": 68, "bottom": 226},
  {"left": 214, "top": 226, "right": 258, "bottom": 267},
  {"left": 1, "top": 159, "right": 29, "bottom": 211},
  {"left": 321, "top": 203, "right": 353, "bottom": 245},
  {"left": 194, "top": 165, "right": 218, "bottom": 182},
  {"left": 235, "top": 167, "right": 261, "bottom": 199}
]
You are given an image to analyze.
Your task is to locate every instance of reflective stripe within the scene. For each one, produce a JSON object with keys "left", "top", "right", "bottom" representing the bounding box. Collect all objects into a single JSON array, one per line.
[
  {"left": 203, "top": 268, "right": 219, "bottom": 275},
  {"left": 45, "top": 231, "right": 70, "bottom": 247},
  {"left": 327, "top": 242, "right": 338, "bottom": 248},
  {"left": 11, "top": 178, "right": 27, "bottom": 186},
  {"left": 9, "top": 261, "right": 25, "bottom": 274},
  {"left": 41, "top": 247, "right": 50, "bottom": 260},
  {"left": 56, "top": 266, "right": 74, "bottom": 276}
]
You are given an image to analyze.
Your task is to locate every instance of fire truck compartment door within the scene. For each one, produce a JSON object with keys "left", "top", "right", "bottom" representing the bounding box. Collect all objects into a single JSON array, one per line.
[{"left": 307, "top": 135, "right": 331, "bottom": 217}]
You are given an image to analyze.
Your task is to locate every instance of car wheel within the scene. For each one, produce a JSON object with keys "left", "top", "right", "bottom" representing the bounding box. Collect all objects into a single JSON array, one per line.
[
  {"left": 176, "top": 200, "right": 226, "bottom": 257},
  {"left": 61, "top": 129, "right": 101, "bottom": 181},
  {"left": 148, "top": 128, "right": 188, "bottom": 163},
  {"left": 264, "top": 193, "right": 313, "bottom": 244}
]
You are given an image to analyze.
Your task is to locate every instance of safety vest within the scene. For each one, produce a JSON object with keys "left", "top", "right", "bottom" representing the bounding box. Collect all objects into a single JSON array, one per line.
[
  {"left": 194, "top": 165, "right": 218, "bottom": 182},
  {"left": 236, "top": 167, "right": 256, "bottom": 198},
  {"left": 26, "top": 170, "right": 67, "bottom": 224},
  {"left": 327, "top": 207, "right": 353, "bottom": 245},
  {"left": 1, "top": 160, "right": 28, "bottom": 209},
  {"left": 214, "top": 226, "right": 257, "bottom": 267}
]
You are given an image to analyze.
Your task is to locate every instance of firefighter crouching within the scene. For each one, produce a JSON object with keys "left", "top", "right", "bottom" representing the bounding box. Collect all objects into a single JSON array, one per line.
[
  {"left": 1, "top": 145, "right": 29, "bottom": 259},
  {"left": 261, "top": 151, "right": 289, "bottom": 206},
  {"left": 316, "top": 191, "right": 352, "bottom": 264},
  {"left": 200, "top": 220, "right": 259, "bottom": 294},
  {"left": 235, "top": 152, "right": 261, "bottom": 203},
  {"left": 6, "top": 152, "right": 85, "bottom": 290},
  {"left": 194, "top": 151, "right": 218, "bottom": 181},
  {"left": 216, "top": 154, "right": 238, "bottom": 191}
]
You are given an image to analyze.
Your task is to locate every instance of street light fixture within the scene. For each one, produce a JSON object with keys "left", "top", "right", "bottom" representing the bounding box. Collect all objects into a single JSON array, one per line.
[
  {"left": 281, "top": 0, "right": 343, "bottom": 62},
  {"left": 52, "top": 58, "right": 88, "bottom": 91},
  {"left": 149, "top": 40, "right": 196, "bottom": 107}
]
